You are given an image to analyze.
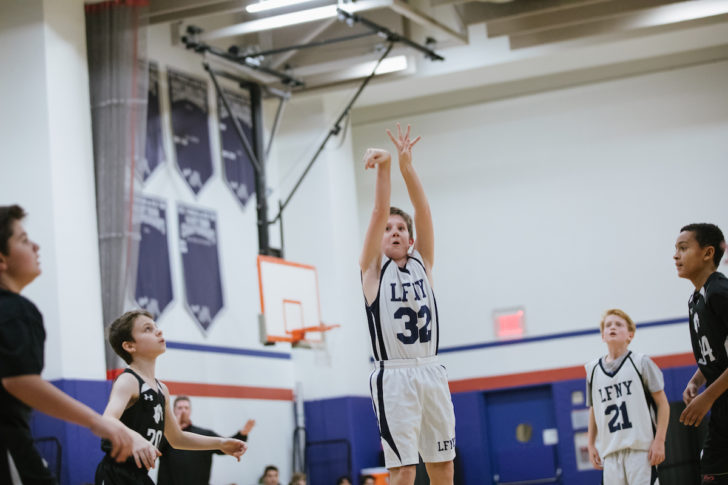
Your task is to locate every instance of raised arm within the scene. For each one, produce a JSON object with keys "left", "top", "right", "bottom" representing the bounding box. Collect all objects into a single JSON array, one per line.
[
  {"left": 387, "top": 124, "right": 432, "bottom": 270},
  {"left": 359, "top": 148, "right": 392, "bottom": 304},
  {"left": 161, "top": 384, "right": 247, "bottom": 460}
]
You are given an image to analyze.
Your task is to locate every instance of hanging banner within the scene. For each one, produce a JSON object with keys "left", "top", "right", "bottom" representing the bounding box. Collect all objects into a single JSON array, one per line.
[
  {"left": 134, "top": 195, "right": 173, "bottom": 320},
  {"left": 178, "top": 204, "right": 224, "bottom": 331},
  {"left": 142, "top": 62, "right": 165, "bottom": 182},
  {"left": 218, "top": 88, "right": 256, "bottom": 208},
  {"left": 167, "top": 69, "right": 213, "bottom": 195}
]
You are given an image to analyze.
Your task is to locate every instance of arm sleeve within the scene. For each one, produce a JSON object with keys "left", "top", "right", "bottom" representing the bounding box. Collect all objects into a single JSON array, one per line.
[
  {"left": 640, "top": 355, "right": 665, "bottom": 393},
  {"left": 0, "top": 318, "right": 43, "bottom": 379}
]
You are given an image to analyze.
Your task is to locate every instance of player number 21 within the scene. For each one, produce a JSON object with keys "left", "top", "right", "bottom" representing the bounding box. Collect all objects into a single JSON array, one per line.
[
  {"left": 395, "top": 305, "right": 432, "bottom": 344},
  {"left": 605, "top": 402, "right": 633, "bottom": 433}
]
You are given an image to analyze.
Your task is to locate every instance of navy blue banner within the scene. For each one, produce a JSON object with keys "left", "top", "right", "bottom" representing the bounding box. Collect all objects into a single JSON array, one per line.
[
  {"left": 218, "top": 89, "right": 256, "bottom": 208},
  {"left": 168, "top": 69, "right": 213, "bottom": 195},
  {"left": 178, "top": 204, "right": 224, "bottom": 331},
  {"left": 142, "top": 62, "right": 165, "bottom": 182},
  {"left": 134, "top": 195, "right": 173, "bottom": 319}
]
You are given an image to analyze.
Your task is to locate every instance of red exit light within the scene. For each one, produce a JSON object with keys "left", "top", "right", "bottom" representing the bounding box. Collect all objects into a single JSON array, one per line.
[{"left": 495, "top": 309, "right": 525, "bottom": 339}]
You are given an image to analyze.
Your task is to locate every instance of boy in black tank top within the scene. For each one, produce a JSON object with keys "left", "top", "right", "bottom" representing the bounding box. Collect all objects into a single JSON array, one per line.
[
  {"left": 95, "top": 310, "right": 247, "bottom": 484},
  {"left": 674, "top": 223, "right": 728, "bottom": 484},
  {"left": 0, "top": 205, "right": 133, "bottom": 484}
]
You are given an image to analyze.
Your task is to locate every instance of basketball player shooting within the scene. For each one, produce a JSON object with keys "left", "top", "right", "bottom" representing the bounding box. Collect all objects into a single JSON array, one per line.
[{"left": 359, "top": 124, "right": 456, "bottom": 485}]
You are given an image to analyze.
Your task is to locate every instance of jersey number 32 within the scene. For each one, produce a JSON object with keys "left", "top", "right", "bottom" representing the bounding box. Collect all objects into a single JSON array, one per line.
[{"left": 395, "top": 305, "right": 432, "bottom": 344}]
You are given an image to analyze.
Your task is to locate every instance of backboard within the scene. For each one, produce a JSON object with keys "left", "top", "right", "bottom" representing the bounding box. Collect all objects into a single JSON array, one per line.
[{"left": 257, "top": 255, "right": 336, "bottom": 346}]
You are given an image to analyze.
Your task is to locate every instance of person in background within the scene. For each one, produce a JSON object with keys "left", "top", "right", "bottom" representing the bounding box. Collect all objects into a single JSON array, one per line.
[
  {"left": 289, "top": 471, "right": 306, "bottom": 485},
  {"left": 157, "top": 395, "right": 255, "bottom": 485},
  {"left": 361, "top": 475, "right": 376, "bottom": 485},
  {"left": 261, "top": 465, "right": 280, "bottom": 485}
]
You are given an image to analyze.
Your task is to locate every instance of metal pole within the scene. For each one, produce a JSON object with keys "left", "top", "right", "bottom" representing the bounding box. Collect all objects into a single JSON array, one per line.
[
  {"left": 270, "top": 41, "right": 395, "bottom": 224},
  {"left": 204, "top": 63, "right": 262, "bottom": 175},
  {"left": 250, "top": 83, "right": 272, "bottom": 254},
  {"left": 266, "top": 96, "right": 287, "bottom": 161}
]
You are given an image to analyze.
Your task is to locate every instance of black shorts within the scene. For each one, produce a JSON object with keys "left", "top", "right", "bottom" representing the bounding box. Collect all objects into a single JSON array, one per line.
[
  {"left": 702, "top": 394, "right": 728, "bottom": 476},
  {"left": 95, "top": 455, "right": 154, "bottom": 485},
  {"left": 0, "top": 428, "right": 56, "bottom": 485}
]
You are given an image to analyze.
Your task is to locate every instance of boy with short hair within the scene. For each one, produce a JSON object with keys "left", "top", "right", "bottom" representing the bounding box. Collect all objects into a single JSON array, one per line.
[
  {"left": 359, "top": 124, "right": 455, "bottom": 485},
  {"left": 261, "top": 464, "right": 280, "bottom": 485},
  {"left": 96, "top": 309, "right": 247, "bottom": 484},
  {"left": 586, "top": 309, "right": 669, "bottom": 485},
  {"left": 674, "top": 223, "right": 728, "bottom": 484},
  {"left": 0, "top": 204, "right": 133, "bottom": 484}
]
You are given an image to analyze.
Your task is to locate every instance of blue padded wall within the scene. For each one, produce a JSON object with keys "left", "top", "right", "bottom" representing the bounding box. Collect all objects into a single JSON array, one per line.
[
  {"left": 304, "top": 396, "right": 382, "bottom": 484},
  {"left": 30, "top": 379, "right": 112, "bottom": 485}
]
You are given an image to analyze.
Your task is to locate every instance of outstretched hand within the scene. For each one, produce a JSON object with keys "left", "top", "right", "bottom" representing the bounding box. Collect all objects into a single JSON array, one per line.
[
  {"left": 363, "top": 148, "right": 391, "bottom": 170},
  {"left": 386, "top": 123, "right": 421, "bottom": 167},
  {"left": 221, "top": 438, "right": 248, "bottom": 461},
  {"left": 240, "top": 418, "right": 255, "bottom": 436}
]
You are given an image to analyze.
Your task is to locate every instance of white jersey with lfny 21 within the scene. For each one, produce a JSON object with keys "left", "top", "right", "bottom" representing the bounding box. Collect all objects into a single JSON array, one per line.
[
  {"left": 587, "top": 352, "right": 656, "bottom": 459},
  {"left": 365, "top": 250, "right": 439, "bottom": 360}
]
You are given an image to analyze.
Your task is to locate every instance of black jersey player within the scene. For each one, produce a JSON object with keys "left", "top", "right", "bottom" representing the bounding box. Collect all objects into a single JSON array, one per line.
[
  {"left": 95, "top": 310, "right": 247, "bottom": 484},
  {"left": 674, "top": 223, "right": 728, "bottom": 484}
]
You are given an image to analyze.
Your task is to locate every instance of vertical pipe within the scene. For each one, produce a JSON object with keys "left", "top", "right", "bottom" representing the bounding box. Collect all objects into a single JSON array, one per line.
[{"left": 249, "top": 83, "right": 271, "bottom": 254}]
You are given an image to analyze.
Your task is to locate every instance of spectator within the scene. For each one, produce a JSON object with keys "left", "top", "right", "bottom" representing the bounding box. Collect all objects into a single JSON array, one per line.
[
  {"left": 157, "top": 395, "right": 254, "bottom": 485},
  {"left": 261, "top": 465, "right": 280, "bottom": 485},
  {"left": 289, "top": 471, "right": 306, "bottom": 485},
  {"left": 361, "top": 475, "right": 376, "bottom": 485}
]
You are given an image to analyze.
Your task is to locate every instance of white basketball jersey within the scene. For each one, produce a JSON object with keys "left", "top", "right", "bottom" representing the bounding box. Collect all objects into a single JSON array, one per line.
[
  {"left": 365, "top": 250, "right": 439, "bottom": 360},
  {"left": 588, "top": 352, "right": 655, "bottom": 458}
]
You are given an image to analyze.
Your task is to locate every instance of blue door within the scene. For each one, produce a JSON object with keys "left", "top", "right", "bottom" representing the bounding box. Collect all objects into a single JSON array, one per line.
[{"left": 485, "top": 386, "right": 561, "bottom": 484}]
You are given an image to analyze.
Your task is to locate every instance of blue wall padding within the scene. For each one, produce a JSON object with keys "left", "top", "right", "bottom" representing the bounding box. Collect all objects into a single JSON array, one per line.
[
  {"left": 552, "top": 378, "right": 602, "bottom": 485},
  {"left": 451, "top": 391, "right": 490, "bottom": 484},
  {"left": 663, "top": 365, "right": 698, "bottom": 402},
  {"left": 26, "top": 363, "right": 700, "bottom": 485},
  {"left": 30, "top": 379, "right": 112, "bottom": 485},
  {"left": 304, "top": 396, "right": 381, "bottom": 484}
]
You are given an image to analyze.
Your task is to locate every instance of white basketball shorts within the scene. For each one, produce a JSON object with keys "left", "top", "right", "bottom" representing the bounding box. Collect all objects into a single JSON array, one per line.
[
  {"left": 603, "top": 449, "right": 659, "bottom": 485},
  {"left": 369, "top": 356, "right": 456, "bottom": 468}
]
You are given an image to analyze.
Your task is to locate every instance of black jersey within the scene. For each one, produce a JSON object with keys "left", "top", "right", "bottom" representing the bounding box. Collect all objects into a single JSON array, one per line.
[
  {"left": 0, "top": 289, "right": 45, "bottom": 429},
  {"left": 688, "top": 271, "right": 728, "bottom": 386},
  {"left": 101, "top": 368, "right": 166, "bottom": 468},
  {"left": 0, "top": 289, "right": 56, "bottom": 484}
]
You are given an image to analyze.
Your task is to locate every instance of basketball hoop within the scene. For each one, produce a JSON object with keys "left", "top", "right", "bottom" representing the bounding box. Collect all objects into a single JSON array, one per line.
[{"left": 287, "top": 323, "right": 340, "bottom": 347}]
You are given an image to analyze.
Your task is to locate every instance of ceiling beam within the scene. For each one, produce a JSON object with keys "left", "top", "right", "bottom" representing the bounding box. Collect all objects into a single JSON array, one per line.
[
  {"left": 389, "top": 0, "right": 468, "bottom": 44},
  {"left": 486, "top": 0, "right": 688, "bottom": 38},
  {"left": 431, "top": 0, "right": 600, "bottom": 14},
  {"left": 268, "top": 18, "right": 339, "bottom": 69},
  {"left": 198, "top": 0, "right": 467, "bottom": 44},
  {"left": 509, "top": 1, "right": 728, "bottom": 48},
  {"left": 148, "top": 0, "right": 245, "bottom": 25}
]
